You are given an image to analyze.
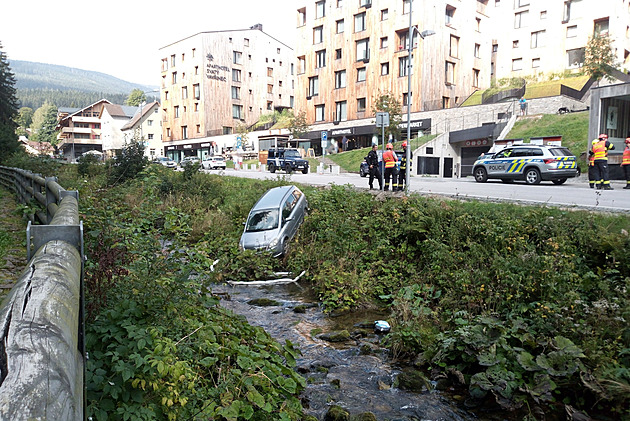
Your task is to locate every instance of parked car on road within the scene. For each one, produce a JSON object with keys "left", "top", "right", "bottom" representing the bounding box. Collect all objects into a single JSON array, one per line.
[
  {"left": 472, "top": 145, "right": 579, "bottom": 185},
  {"left": 267, "top": 148, "right": 309, "bottom": 174},
  {"left": 239, "top": 185, "right": 308, "bottom": 257},
  {"left": 180, "top": 156, "right": 201, "bottom": 167},
  {"left": 359, "top": 158, "right": 369, "bottom": 177},
  {"left": 154, "top": 156, "right": 177, "bottom": 169},
  {"left": 202, "top": 156, "right": 227, "bottom": 170}
]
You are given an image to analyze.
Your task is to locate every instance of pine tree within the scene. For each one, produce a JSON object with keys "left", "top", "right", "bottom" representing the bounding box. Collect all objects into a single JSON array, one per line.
[{"left": 0, "top": 42, "right": 20, "bottom": 159}]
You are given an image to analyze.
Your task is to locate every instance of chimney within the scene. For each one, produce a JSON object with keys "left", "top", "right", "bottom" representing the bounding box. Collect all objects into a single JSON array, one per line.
[{"left": 250, "top": 23, "right": 263, "bottom": 31}]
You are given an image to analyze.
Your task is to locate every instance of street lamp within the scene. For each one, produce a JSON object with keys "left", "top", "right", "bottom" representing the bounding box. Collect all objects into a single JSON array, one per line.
[{"left": 406, "top": 0, "right": 435, "bottom": 191}]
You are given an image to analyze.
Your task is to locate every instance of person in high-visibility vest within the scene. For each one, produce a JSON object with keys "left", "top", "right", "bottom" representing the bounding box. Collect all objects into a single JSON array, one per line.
[
  {"left": 382, "top": 143, "right": 398, "bottom": 191},
  {"left": 591, "top": 133, "right": 615, "bottom": 190},
  {"left": 622, "top": 137, "right": 630, "bottom": 190},
  {"left": 587, "top": 151, "right": 596, "bottom": 188},
  {"left": 396, "top": 141, "right": 413, "bottom": 191}
]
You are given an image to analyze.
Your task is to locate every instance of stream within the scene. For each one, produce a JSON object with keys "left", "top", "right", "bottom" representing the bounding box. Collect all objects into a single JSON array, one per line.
[{"left": 212, "top": 279, "right": 492, "bottom": 421}]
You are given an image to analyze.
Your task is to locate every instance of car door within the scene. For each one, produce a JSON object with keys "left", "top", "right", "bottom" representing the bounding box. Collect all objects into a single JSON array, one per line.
[
  {"left": 487, "top": 148, "right": 513, "bottom": 176},
  {"left": 281, "top": 193, "right": 299, "bottom": 240}
]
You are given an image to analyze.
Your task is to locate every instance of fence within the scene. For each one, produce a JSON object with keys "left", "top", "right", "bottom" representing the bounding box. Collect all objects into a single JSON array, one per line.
[{"left": 0, "top": 165, "right": 84, "bottom": 420}]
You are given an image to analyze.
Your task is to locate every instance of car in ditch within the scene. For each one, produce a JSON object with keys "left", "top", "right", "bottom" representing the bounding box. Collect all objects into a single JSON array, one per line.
[
  {"left": 239, "top": 185, "right": 308, "bottom": 257},
  {"left": 202, "top": 156, "right": 227, "bottom": 170},
  {"left": 472, "top": 145, "right": 579, "bottom": 185}
]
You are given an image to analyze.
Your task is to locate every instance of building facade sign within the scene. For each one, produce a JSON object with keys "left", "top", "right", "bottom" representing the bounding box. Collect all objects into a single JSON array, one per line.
[
  {"left": 399, "top": 118, "right": 432, "bottom": 130},
  {"left": 206, "top": 54, "right": 229, "bottom": 82}
]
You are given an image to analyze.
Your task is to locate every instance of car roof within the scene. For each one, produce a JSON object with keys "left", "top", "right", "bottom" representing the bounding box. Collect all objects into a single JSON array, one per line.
[{"left": 252, "top": 186, "right": 297, "bottom": 210}]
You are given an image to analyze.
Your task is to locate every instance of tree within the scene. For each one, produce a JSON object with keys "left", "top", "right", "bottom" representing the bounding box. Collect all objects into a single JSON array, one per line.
[
  {"left": 108, "top": 140, "right": 149, "bottom": 184},
  {"left": 125, "top": 89, "right": 146, "bottom": 107},
  {"left": 0, "top": 42, "right": 20, "bottom": 159},
  {"left": 235, "top": 122, "right": 251, "bottom": 149},
  {"left": 372, "top": 92, "right": 402, "bottom": 143},
  {"left": 30, "top": 102, "right": 58, "bottom": 145},
  {"left": 287, "top": 110, "right": 311, "bottom": 140},
  {"left": 15, "top": 107, "right": 33, "bottom": 136},
  {"left": 584, "top": 34, "right": 618, "bottom": 81}
]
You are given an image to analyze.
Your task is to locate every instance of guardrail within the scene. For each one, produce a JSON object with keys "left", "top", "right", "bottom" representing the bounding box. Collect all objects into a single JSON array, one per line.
[{"left": 0, "top": 165, "right": 85, "bottom": 420}]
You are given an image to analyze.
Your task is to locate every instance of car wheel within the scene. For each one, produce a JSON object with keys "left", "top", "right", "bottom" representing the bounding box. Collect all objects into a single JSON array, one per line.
[
  {"left": 268, "top": 162, "right": 276, "bottom": 173},
  {"left": 302, "top": 168, "right": 309, "bottom": 174},
  {"left": 552, "top": 178, "right": 567, "bottom": 185},
  {"left": 524, "top": 168, "right": 541, "bottom": 185},
  {"left": 285, "top": 164, "right": 293, "bottom": 174},
  {"left": 501, "top": 178, "right": 514, "bottom": 184},
  {"left": 474, "top": 167, "right": 488, "bottom": 183}
]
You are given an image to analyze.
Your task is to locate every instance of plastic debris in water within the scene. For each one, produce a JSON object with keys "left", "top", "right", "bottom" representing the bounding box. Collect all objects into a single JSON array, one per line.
[{"left": 374, "top": 320, "right": 391, "bottom": 333}]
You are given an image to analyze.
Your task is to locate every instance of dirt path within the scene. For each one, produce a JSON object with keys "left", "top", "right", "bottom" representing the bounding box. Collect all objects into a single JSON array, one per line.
[{"left": 0, "top": 188, "right": 27, "bottom": 299}]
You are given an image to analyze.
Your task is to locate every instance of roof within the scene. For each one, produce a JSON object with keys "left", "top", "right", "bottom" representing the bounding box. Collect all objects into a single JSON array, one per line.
[
  {"left": 160, "top": 26, "right": 293, "bottom": 51},
  {"left": 252, "top": 186, "right": 295, "bottom": 210},
  {"left": 102, "top": 103, "right": 128, "bottom": 118},
  {"left": 121, "top": 101, "right": 159, "bottom": 130}
]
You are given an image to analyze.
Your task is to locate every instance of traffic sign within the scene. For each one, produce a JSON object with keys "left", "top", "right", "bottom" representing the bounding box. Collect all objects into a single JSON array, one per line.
[{"left": 375, "top": 112, "right": 390, "bottom": 128}]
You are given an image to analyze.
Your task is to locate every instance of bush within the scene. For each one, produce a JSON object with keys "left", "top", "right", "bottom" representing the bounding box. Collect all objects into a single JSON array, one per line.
[{"left": 107, "top": 140, "right": 148, "bottom": 185}]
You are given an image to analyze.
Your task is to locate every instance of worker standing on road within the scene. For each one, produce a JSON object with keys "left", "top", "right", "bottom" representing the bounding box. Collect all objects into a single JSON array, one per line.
[
  {"left": 591, "top": 133, "right": 615, "bottom": 190},
  {"left": 622, "top": 137, "right": 630, "bottom": 189},
  {"left": 382, "top": 143, "right": 398, "bottom": 191},
  {"left": 587, "top": 150, "right": 596, "bottom": 188},
  {"left": 366, "top": 144, "right": 382, "bottom": 190},
  {"left": 397, "top": 141, "right": 412, "bottom": 191}
]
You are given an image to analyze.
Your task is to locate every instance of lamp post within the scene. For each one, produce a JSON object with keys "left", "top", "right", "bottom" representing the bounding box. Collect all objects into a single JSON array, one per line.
[{"left": 406, "top": 0, "right": 435, "bottom": 191}]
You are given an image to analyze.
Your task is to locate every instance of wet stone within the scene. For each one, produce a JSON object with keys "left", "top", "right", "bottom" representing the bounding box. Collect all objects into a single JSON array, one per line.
[
  {"left": 246, "top": 298, "right": 280, "bottom": 306},
  {"left": 396, "top": 367, "right": 432, "bottom": 393},
  {"left": 318, "top": 329, "right": 351, "bottom": 343},
  {"left": 324, "top": 405, "right": 350, "bottom": 421},
  {"left": 350, "top": 413, "right": 377, "bottom": 421}
]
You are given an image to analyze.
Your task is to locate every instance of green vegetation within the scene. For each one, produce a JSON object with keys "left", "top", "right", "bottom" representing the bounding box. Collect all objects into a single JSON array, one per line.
[
  {"left": 506, "top": 112, "right": 590, "bottom": 169},
  {"left": 6, "top": 155, "right": 627, "bottom": 420}
]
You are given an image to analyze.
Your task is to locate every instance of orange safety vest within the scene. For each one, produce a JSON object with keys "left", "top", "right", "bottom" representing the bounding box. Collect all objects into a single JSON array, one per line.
[
  {"left": 622, "top": 146, "right": 630, "bottom": 166},
  {"left": 591, "top": 140, "right": 608, "bottom": 161},
  {"left": 383, "top": 150, "right": 397, "bottom": 168},
  {"left": 588, "top": 154, "right": 595, "bottom": 166}
]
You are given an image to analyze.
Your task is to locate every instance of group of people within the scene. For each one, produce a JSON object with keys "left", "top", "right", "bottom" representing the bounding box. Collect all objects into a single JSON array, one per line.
[
  {"left": 366, "top": 142, "right": 412, "bottom": 191},
  {"left": 588, "top": 133, "right": 630, "bottom": 190}
]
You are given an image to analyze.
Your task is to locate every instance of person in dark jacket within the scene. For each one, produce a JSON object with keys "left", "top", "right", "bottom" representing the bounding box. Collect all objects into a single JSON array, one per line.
[{"left": 366, "top": 144, "right": 382, "bottom": 190}]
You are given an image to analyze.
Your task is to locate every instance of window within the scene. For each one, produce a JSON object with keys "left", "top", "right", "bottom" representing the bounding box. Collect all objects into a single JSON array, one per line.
[
  {"left": 267, "top": 84, "right": 273, "bottom": 94},
  {"left": 512, "top": 58, "right": 523, "bottom": 71},
  {"left": 449, "top": 35, "right": 459, "bottom": 58},
  {"left": 223, "top": 126, "right": 233, "bottom": 135},
  {"left": 540, "top": 10, "right": 546, "bottom": 19},
  {"left": 445, "top": 61, "right": 455, "bottom": 84},
  {"left": 566, "top": 48, "right": 585, "bottom": 68},
  {"left": 162, "top": 58, "right": 168, "bottom": 72},
  {"left": 308, "top": 76, "right": 319, "bottom": 96},
  {"left": 532, "top": 58, "right": 540, "bottom": 68},
  {"left": 403, "top": 0, "right": 410, "bottom": 14},
  {"left": 594, "top": 19, "right": 609, "bottom": 36},
  {"left": 244, "top": 38, "right": 249, "bottom": 47},
  {"left": 474, "top": 43, "right": 480, "bottom": 58},
  {"left": 402, "top": 92, "right": 410, "bottom": 106},
  {"left": 476, "top": 17, "right": 481, "bottom": 31},
  {"left": 356, "top": 38, "right": 369, "bottom": 61},
  {"left": 530, "top": 30, "right": 544, "bottom": 48},
  {"left": 148, "top": 120, "right": 153, "bottom": 126},
  {"left": 232, "top": 69, "right": 241, "bottom": 82},
  {"left": 442, "top": 96, "right": 451, "bottom": 109},
  {"left": 492, "top": 44, "right": 498, "bottom": 52},
  {"left": 381, "top": 8, "right": 388, "bottom": 20},
  {"left": 566, "top": 25, "right": 577, "bottom": 38},
  {"left": 166, "top": 128, "right": 171, "bottom": 137},
  {"left": 513, "top": 40, "right": 520, "bottom": 48},
  {"left": 181, "top": 53, "right": 185, "bottom": 62},
  {"left": 233, "top": 51, "right": 242, "bottom": 64},
  {"left": 182, "top": 86, "right": 188, "bottom": 99},
  {"left": 381, "top": 62, "right": 390, "bottom": 75},
  {"left": 398, "top": 29, "right": 417, "bottom": 50},
  {"left": 298, "top": 8, "right": 306, "bottom": 26},
  {"left": 357, "top": 67, "right": 366, "bottom": 82},
  {"left": 354, "top": 12, "right": 366, "bottom": 32},
  {"left": 335, "top": 70, "right": 347, "bottom": 88},
  {"left": 562, "top": 1, "right": 570, "bottom": 22},
  {"left": 399, "top": 56, "right": 409, "bottom": 77},
  {"left": 336, "top": 19, "right": 344, "bottom": 33},
  {"left": 231, "top": 86, "right": 240, "bottom": 99},
  {"left": 316, "top": 49, "right": 326, "bottom": 68},
  {"left": 232, "top": 105, "right": 243, "bottom": 119},
  {"left": 315, "top": 105, "right": 325, "bottom": 121},
  {"left": 267, "top": 101, "right": 273, "bottom": 110},
  {"left": 174, "top": 106, "right": 180, "bottom": 118},
  {"left": 181, "top": 126, "right": 188, "bottom": 140},
  {"left": 514, "top": 11, "right": 527, "bottom": 28},
  {"left": 196, "top": 125, "right": 201, "bottom": 134},
  {"left": 171, "top": 54, "right": 176, "bottom": 66},
  {"left": 172, "top": 72, "right": 177, "bottom": 84},
  {"left": 195, "top": 66, "right": 199, "bottom": 75},
  {"left": 267, "top": 67, "right": 273, "bottom": 77},
  {"left": 516, "top": 0, "right": 529, "bottom": 6},
  {"left": 335, "top": 48, "right": 343, "bottom": 59},
  {"left": 316, "top": 0, "right": 326, "bottom": 18},
  {"left": 359, "top": 0, "right": 371, "bottom": 6},
  {"left": 445, "top": 5, "right": 456, "bottom": 25},
  {"left": 313, "top": 26, "right": 323, "bottom": 44},
  {"left": 298, "top": 56, "right": 306, "bottom": 73},
  {"left": 335, "top": 101, "right": 347, "bottom": 121},
  {"left": 357, "top": 97, "right": 366, "bottom": 112},
  {"left": 337, "top": 0, "right": 343, "bottom": 6},
  {"left": 472, "top": 69, "right": 480, "bottom": 87},
  {"left": 380, "top": 37, "right": 388, "bottom": 49}
]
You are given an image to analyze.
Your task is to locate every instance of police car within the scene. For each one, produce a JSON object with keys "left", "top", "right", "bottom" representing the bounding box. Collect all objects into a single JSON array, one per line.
[{"left": 472, "top": 145, "right": 579, "bottom": 185}]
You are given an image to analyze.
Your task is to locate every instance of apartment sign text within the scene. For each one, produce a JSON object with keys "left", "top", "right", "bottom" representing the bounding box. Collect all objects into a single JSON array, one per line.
[{"left": 206, "top": 53, "right": 229, "bottom": 82}]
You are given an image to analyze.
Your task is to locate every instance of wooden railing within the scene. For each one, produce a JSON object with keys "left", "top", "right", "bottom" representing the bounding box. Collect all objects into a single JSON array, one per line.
[{"left": 0, "top": 165, "right": 84, "bottom": 420}]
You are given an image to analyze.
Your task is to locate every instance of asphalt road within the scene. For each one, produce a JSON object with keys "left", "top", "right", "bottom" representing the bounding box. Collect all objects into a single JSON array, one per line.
[{"left": 204, "top": 168, "right": 630, "bottom": 213}]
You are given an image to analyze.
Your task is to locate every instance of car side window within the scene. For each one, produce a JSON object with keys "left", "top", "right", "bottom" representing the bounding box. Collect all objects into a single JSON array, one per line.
[
  {"left": 282, "top": 197, "right": 294, "bottom": 221},
  {"left": 531, "top": 148, "right": 544, "bottom": 156},
  {"left": 495, "top": 149, "right": 513, "bottom": 159},
  {"left": 511, "top": 149, "right": 529, "bottom": 157}
]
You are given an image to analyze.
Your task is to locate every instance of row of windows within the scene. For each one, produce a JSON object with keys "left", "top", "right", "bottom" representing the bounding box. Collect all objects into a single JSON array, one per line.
[
  {"left": 165, "top": 125, "right": 202, "bottom": 140},
  {"left": 163, "top": 84, "right": 201, "bottom": 101},
  {"left": 510, "top": 48, "right": 585, "bottom": 71}
]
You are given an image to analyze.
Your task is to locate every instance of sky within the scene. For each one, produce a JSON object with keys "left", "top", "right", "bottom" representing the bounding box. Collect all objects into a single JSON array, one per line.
[{"left": 1, "top": 0, "right": 297, "bottom": 86}]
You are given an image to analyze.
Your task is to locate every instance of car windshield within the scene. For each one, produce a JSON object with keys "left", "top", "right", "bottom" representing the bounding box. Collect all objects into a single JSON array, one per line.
[
  {"left": 246, "top": 209, "right": 279, "bottom": 232},
  {"left": 284, "top": 150, "right": 301, "bottom": 158}
]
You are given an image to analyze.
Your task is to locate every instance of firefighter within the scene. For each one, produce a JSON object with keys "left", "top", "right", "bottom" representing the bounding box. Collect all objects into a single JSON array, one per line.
[
  {"left": 591, "top": 133, "right": 615, "bottom": 190},
  {"left": 366, "top": 144, "right": 382, "bottom": 190},
  {"left": 382, "top": 143, "right": 398, "bottom": 191},
  {"left": 587, "top": 150, "right": 596, "bottom": 189},
  {"left": 397, "top": 141, "right": 412, "bottom": 191},
  {"left": 622, "top": 137, "right": 630, "bottom": 189}
]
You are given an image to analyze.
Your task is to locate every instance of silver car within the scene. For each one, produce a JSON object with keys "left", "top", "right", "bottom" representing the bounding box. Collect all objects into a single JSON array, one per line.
[
  {"left": 239, "top": 185, "right": 308, "bottom": 257},
  {"left": 472, "top": 145, "right": 579, "bottom": 185},
  {"left": 154, "top": 156, "right": 177, "bottom": 169}
]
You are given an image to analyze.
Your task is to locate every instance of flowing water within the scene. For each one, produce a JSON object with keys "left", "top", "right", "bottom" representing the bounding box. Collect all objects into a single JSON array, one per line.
[{"left": 212, "top": 280, "right": 493, "bottom": 421}]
